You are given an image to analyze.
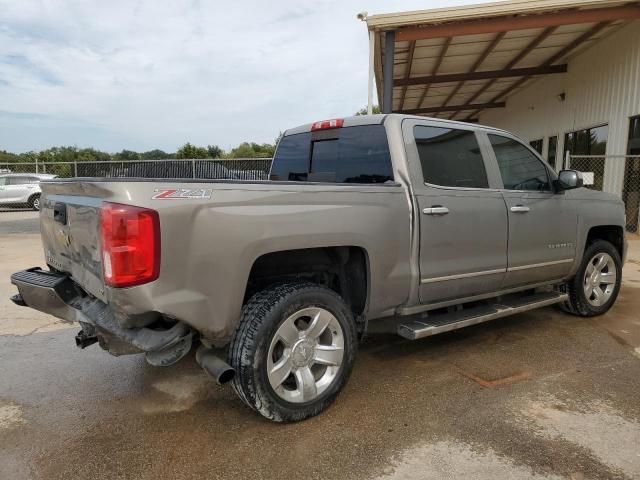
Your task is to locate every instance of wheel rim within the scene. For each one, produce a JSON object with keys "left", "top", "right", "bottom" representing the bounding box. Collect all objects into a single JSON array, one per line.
[
  {"left": 267, "top": 307, "right": 344, "bottom": 403},
  {"left": 583, "top": 252, "right": 617, "bottom": 307},
  {"left": 33, "top": 197, "right": 39, "bottom": 210}
]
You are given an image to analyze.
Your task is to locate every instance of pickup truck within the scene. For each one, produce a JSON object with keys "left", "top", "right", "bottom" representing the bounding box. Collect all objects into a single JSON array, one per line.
[{"left": 10, "top": 114, "right": 626, "bottom": 422}]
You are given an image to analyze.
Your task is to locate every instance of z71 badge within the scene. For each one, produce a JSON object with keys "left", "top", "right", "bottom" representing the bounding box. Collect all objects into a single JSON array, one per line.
[{"left": 152, "top": 188, "right": 212, "bottom": 200}]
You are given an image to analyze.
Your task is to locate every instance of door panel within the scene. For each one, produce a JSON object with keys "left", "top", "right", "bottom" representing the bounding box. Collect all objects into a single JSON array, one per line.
[
  {"left": 484, "top": 133, "right": 578, "bottom": 287},
  {"left": 418, "top": 189, "right": 508, "bottom": 303},
  {"left": 502, "top": 192, "right": 577, "bottom": 286},
  {"left": 5, "top": 185, "right": 27, "bottom": 203},
  {"left": 401, "top": 119, "right": 509, "bottom": 305}
]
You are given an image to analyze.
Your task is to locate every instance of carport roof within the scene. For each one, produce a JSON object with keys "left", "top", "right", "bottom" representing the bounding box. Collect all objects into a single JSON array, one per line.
[{"left": 365, "top": 0, "right": 640, "bottom": 121}]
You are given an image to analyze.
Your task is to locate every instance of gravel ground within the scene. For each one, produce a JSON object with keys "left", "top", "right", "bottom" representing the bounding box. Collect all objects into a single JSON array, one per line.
[{"left": 1, "top": 210, "right": 640, "bottom": 480}]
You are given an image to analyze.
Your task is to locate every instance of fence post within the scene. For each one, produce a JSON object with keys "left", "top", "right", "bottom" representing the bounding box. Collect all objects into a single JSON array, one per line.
[
  {"left": 564, "top": 150, "right": 570, "bottom": 170},
  {"left": 74, "top": 160, "right": 78, "bottom": 177},
  {"left": 192, "top": 159, "right": 196, "bottom": 179},
  {"left": 35, "top": 159, "right": 39, "bottom": 173}
]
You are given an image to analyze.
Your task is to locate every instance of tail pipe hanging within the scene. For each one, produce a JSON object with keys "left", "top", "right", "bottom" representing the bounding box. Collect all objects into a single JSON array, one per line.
[{"left": 195, "top": 345, "right": 235, "bottom": 385}]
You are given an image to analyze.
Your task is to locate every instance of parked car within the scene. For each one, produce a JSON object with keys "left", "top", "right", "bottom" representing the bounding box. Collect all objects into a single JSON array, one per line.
[
  {"left": 10, "top": 115, "right": 626, "bottom": 422},
  {"left": 0, "top": 173, "right": 57, "bottom": 210}
]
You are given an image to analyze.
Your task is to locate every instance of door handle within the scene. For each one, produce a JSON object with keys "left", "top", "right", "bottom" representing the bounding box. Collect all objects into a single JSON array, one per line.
[
  {"left": 510, "top": 205, "right": 530, "bottom": 213},
  {"left": 423, "top": 206, "right": 449, "bottom": 215}
]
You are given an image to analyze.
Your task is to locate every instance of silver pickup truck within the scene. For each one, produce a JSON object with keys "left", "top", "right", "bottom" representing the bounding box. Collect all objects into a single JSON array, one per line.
[{"left": 10, "top": 114, "right": 626, "bottom": 422}]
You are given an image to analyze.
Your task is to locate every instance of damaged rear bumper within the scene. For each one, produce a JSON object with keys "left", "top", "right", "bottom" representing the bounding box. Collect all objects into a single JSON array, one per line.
[{"left": 10, "top": 268, "right": 192, "bottom": 365}]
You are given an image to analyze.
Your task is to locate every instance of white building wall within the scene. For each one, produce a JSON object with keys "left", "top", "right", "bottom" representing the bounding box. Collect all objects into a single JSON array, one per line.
[{"left": 479, "top": 21, "right": 640, "bottom": 196}]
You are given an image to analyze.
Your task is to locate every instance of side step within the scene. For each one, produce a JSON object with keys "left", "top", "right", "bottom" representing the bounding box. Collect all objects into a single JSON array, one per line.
[{"left": 397, "top": 291, "right": 568, "bottom": 340}]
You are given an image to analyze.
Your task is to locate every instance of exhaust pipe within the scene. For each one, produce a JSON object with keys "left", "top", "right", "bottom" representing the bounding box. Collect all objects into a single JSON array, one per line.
[{"left": 196, "top": 345, "right": 235, "bottom": 385}]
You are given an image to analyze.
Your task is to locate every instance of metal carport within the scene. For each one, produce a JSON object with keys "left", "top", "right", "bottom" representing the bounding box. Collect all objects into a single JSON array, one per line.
[{"left": 364, "top": 0, "right": 640, "bottom": 120}]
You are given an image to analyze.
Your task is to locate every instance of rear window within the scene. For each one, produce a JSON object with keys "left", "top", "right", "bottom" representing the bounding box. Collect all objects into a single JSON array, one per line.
[{"left": 270, "top": 125, "right": 394, "bottom": 184}]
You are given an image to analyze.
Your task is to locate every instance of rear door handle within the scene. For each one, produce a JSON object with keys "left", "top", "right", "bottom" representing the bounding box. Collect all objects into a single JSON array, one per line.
[
  {"left": 510, "top": 205, "right": 530, "bottom": 213},
  {"left": 423, "top": 206, "right": 449, "bottom": 215}
]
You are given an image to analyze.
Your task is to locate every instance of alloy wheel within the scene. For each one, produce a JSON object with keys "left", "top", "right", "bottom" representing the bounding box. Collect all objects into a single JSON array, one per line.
[{"left": 267, "top": 307, "right": 344, "bottom": 403}]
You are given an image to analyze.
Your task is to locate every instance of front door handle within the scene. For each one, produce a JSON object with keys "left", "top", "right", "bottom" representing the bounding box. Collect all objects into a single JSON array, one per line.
[
  {"left": 510, "top": 205, "right": 530, "bottom": 213},
  {"left": 423, "top": 206, "right": 449, "bottom": 215}
]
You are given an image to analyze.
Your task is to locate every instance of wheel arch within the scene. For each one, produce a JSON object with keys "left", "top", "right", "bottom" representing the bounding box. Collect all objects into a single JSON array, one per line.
[
  {"left": 243, "top": 246, "right": 371, "bottom": 320},
  {"left": 586, "top": 225, "right": 624, "bottom": 259}
]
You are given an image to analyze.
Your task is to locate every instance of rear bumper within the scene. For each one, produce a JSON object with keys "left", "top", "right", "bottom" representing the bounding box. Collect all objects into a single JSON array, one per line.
[
  {"left": 11, "top": 268, "right": 191, "bottom": 356},
  {"left": 11, "top": 268, "right": 83, "bottom": 323}
]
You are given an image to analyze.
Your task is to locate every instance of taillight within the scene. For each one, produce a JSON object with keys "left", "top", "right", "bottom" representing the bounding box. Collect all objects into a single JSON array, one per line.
[
  {"left": 101, "top": 202, "right": 161, "bottom": 288},
  {"left": 310, "top": 118, "right": 344, "bottom": 131}
]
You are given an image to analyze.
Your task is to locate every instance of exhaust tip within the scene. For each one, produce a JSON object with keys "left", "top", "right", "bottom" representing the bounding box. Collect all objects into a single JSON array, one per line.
[
  {"left": 217, "top": 368, "right": 235, "bottom": 385},
  {"left": 196, "top": 346, "right": 235, "bottom": 385}
]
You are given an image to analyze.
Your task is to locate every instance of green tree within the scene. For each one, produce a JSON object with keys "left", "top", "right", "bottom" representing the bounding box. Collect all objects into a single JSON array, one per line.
[
  {"left": 114, "top": 149, "right": 141, "bottom": 161},
  {"left": 141, "top": 149, "right": 173, "bottom": 160},
  {"left": 355, "top": 105, "right": 381, "bottom": 115},
  {"left": 207, "top": 144, "right": 224, "bottom": 158},
  {"left": 226, "top": 142, "right": 275, "bottom": 159},
  {"left": 175, "top": 142, "right": 208, "bottom": 159}
]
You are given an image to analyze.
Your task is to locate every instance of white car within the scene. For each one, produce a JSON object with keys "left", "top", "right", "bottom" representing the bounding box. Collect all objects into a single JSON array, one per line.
[{"left": 0, "top": 173, "right": 57, "bottom": 211}]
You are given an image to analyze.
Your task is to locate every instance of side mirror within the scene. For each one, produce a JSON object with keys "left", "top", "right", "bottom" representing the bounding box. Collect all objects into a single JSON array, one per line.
[{"left": 557, "top": 169, "right": 583, "bottom": 191}]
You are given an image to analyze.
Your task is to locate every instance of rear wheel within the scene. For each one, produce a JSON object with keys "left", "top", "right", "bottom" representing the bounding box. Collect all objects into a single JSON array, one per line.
[
  {"left": 29, "top": 194, "right": 40, "bottom": 211},
  {"left": 228, "top": 282, "right": 357, "bottom": 422},
  {"left": 562, "top": 240, "right": 622, "bottom": 316}
]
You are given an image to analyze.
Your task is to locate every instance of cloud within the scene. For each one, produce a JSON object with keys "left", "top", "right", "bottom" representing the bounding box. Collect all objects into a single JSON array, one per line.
[{"left": 0, "top": 0, "right": 488, "bottom": 153}]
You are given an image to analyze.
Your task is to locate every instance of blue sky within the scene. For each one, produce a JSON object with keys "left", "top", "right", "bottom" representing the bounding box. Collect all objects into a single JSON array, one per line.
[{"left": 0, "top": 0, "right": 487, "bottom": 153}]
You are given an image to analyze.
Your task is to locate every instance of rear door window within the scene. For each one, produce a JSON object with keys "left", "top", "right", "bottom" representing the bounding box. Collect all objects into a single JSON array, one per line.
[
  {"left": 270, "top": 125, "right": 394, "bottom": 184},
  {"left": 7, "top": 176, "right": 30, "bottom": 185},
  {"left": 414, "top": 126, "right": 489, "bottom": 189}
]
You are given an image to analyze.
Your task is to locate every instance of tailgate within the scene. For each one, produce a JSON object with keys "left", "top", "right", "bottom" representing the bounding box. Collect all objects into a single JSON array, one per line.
[{"left": 39, "top": 182, "right": 106, "bottom": 301}]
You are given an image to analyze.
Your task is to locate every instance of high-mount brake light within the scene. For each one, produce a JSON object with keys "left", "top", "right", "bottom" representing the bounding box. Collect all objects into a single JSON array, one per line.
[
  {"left": 310, "top": 119, "right": 344, "bottom": 131},
  {"left": 101, "top": 202, "right": 161, "bottom": 288}
]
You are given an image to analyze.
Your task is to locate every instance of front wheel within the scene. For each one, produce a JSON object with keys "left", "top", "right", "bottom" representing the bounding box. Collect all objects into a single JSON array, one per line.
[
  {"left": 562, "top": 240, "right": 622, "bottom": 317},
  {"left": 228, "top": 282, "right": 357, "bottom": 422}
]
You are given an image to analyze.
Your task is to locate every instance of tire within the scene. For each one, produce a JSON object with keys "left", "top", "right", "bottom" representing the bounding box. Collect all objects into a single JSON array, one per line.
[
  {"left": 228, "top": 282, "right": 357, "bottom": 422},
  {"left": 562, "top": 240, "right": 622, "bottom": 317},
  {"left": 29, "top": 194, "right": 41, "bottom": 211}
]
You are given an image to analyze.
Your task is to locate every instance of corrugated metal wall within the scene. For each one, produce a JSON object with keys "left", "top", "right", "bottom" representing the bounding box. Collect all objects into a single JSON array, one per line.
[{"left": 480, "top": 21, "right": 640, "bottom": 195}]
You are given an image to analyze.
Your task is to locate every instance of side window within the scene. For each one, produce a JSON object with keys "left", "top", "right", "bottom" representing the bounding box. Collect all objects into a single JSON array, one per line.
[
  {"left": 7, "top": 176, "right": 29, "bottom": 185},
  {"left": 489, "top": 135, "right": 551, "bottom": 191},
  {"left": 414, "top": 126, "right": 489, "bottom": 189}
]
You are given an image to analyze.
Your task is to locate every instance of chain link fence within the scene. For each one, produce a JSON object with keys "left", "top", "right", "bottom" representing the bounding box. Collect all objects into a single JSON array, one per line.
[
  {"left": 567, "top": 154, "right": 640, "bottom": 233},
  {"left": 565, "top": 154, "right": 605, "bottom": 191},
  {"left": 0, "top": 158, "right": 273, "bottom": 180}
]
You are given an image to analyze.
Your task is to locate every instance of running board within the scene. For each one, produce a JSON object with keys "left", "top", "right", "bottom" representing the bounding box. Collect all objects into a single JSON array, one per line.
[{"left": 397, "top": 291, "right": 568, "bottom": 340}]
